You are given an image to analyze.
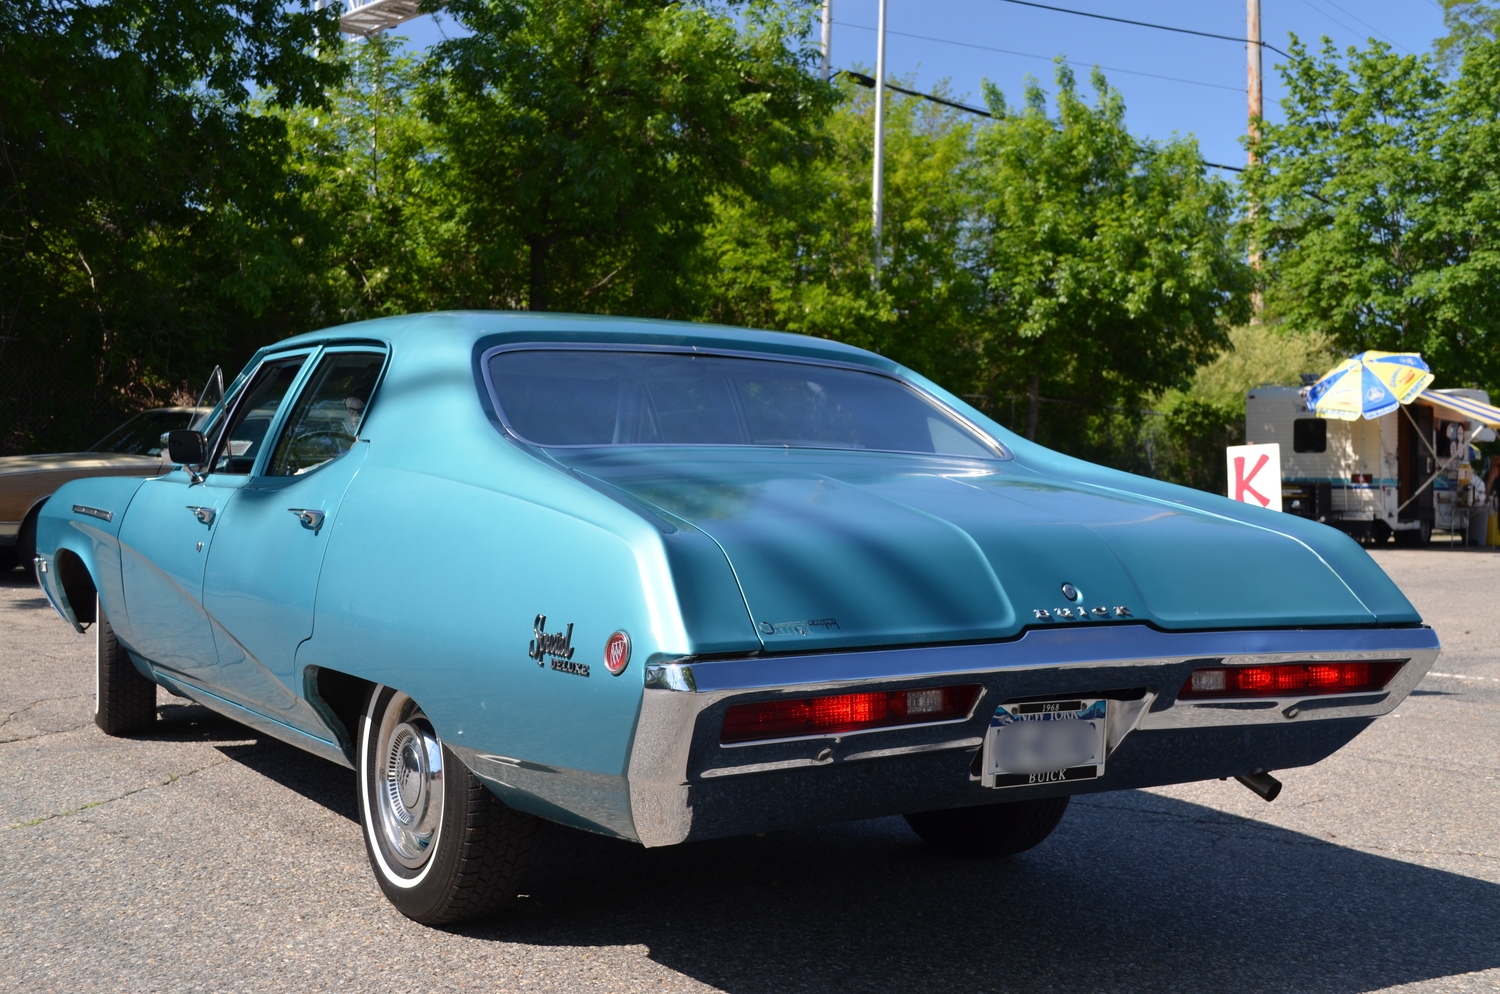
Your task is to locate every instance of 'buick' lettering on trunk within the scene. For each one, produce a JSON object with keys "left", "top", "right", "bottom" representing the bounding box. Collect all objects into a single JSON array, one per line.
[{"left": 529, "top": 615, "right": 575, "bottom": 666}]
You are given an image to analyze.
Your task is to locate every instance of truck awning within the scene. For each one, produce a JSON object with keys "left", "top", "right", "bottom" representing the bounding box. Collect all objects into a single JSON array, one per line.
[{"left": 1417, "top": 388, "right": 1500, "bottom": 428}]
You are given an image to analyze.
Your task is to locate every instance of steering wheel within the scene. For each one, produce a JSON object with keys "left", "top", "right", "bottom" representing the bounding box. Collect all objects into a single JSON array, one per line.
[{"left": 281, "top": 429, "right": 354, "bottom": 474}]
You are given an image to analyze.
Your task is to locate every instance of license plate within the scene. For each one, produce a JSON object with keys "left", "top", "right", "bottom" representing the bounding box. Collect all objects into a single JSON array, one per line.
[{"left": 982, "top": 698, "right": 1107, "bottom": 788}]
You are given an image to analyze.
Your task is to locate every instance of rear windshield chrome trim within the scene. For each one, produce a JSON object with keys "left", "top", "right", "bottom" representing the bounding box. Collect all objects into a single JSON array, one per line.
[{"left": 477, "top": 341, "right": 1012, "bottom": 460}]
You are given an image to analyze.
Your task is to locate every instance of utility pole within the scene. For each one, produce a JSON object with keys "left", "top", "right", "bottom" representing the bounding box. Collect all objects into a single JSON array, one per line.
[
  {"left": 872, "top": 0, "right": 888, "bottom": 282},
  {"left": 1247, "top": 0, "right": 1261, "bottom": 164},
  {"left": 821, "top": 0, "right": 833, "bottom": 82},
  {"left": 1247, "top": 0, "right": 1264, "bottom": 320}
]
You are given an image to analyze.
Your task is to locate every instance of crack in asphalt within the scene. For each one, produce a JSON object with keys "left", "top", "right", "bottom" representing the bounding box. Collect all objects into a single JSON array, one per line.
[
  {"left": 5, "top": 759, "right": 229, "bottom": 830},
  {"left": 0, "top": 719, "right": 93, "bottom": 744},
  {"left": 0, "top": 695, "right": 90, "bottom": 731}
]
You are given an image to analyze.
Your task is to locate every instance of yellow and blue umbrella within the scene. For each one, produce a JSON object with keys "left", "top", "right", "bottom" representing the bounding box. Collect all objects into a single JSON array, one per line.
[{"left": 1307, "top": 351, "right": 1435, "bottom": 421}]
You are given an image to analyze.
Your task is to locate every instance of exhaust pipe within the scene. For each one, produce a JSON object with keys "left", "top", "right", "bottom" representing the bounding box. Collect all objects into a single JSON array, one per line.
[{"left": 1234, "top": 771, "right": 1282, "bottom": 802}]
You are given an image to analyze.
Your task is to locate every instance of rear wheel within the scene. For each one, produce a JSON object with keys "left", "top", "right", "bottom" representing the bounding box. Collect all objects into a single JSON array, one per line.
[
  {"left": 905, "top": 796, "right": 1070, "bottom": 858},
  {"left": 358, "top": 686, "right": 538, "bottom": 925},
  {"left": 94, "top": 595, "right": 157, "bottom": 735}
]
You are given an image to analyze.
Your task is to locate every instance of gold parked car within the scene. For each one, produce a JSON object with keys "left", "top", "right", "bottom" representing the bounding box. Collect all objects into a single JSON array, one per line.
[{"left": 0, "top": 407, "right": 207, "bottom": 573}]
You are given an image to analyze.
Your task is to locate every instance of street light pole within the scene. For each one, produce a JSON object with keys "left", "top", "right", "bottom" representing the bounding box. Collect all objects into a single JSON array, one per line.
[
  {"left": 872, "top": 0, "right": 887, "bottom": 282},
  {"left": 1247, "top": 0, "right": 1264, "bottom": 319},
  {"left": 821, "top": 0, "right": 833, "bottom": 82}
]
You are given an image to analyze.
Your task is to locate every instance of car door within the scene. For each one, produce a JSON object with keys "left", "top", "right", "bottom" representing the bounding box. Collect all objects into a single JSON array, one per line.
[
  {"left": 200, "top": 348, "right": 386, "bottom": 733},
  {"left": 119, "top": 354, "right": 312, "bottom": 681}
]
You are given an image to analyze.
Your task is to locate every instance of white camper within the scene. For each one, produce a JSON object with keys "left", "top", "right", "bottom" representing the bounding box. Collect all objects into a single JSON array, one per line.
[{"left": 1244, "top": 386, "right": 1500, "bottom": 544}]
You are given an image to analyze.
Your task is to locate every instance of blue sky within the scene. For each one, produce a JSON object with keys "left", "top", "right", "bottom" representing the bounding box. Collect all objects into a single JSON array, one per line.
[{"left": 388, "top": 1, "right": 1451, "bottom": 171}]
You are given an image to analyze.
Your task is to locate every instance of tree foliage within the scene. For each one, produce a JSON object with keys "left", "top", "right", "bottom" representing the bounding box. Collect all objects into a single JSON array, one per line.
[
  {"left": 278, "top": 33, "right": 458, "bottom": 325},
  {"left": 969, "top": 67, "right": 1249, "bottom": 439},
  {"left": 0, "top": 0, "right": 341, "bottom": 449},
  {"left": 4, "top": 1, "right": 1254, "bottom": 496},
  {"left": 1245, "top": 40, "right": 1448, "bottom": 358},
  {"left": 695, "top": 78, "right": 982, "bottom": 389},
  {"left": 421, "top": 0, "right": 830, "bottom": 314},
  {"left": 1435, "top": 0, "right": 1500, "bottom": 70},
  {"left": 1244, "top": 36, "right": 1500, "bottom": 386}
]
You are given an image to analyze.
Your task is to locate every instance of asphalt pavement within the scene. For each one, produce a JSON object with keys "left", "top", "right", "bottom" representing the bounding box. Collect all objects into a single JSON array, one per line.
[{"left": 1, "top": 547, "right": 1497, "bottom": 994}]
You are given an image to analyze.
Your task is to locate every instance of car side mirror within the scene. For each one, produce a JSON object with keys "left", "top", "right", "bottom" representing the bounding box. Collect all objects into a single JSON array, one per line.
[{"left": 167, "top": 430, "right": 207, "bottom": 467}]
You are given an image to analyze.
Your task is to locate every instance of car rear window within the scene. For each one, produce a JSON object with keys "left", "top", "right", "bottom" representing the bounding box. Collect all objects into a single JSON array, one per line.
[{"left": 487, "top": 349, "right": 1002, "bottom": 457}]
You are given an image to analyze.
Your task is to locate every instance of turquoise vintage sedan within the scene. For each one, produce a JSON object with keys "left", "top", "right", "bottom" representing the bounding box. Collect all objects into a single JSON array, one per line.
[{"left": 34, "top": 312, "right": 1439, "bottom": 925}]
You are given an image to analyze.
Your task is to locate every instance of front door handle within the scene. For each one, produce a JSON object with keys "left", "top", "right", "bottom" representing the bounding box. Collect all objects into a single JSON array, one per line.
[
  {"left": 288, "top": 508, "right": 325, "bottom": 530},
  {"left": 186, "top": 505, "right": 215, "bottom": 526}
]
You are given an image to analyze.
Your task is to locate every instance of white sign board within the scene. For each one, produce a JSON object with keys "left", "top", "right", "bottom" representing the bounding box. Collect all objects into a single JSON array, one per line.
[{"left": 1226, "top": 442, "right": 1282, "bottom": 512}]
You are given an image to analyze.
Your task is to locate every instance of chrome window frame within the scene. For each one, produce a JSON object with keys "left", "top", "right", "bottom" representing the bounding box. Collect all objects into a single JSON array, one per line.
[
  {"left": 201, "top": 349, "right": 320, "bottom": 480},
  {"left": 478, "top": 342, "right": 1012, "bottom": 461},
  {"left": 260, "top": 345, "right": 391, "bottom": 479}
]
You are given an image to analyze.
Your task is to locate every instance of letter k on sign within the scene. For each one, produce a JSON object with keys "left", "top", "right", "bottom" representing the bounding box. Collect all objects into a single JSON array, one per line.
[
  {"left": 1225, "top": 443, "right": 1282, "bottom": 512},
  {"left": 1235, "top": 454, "right": 1270, "bottom": 506}
]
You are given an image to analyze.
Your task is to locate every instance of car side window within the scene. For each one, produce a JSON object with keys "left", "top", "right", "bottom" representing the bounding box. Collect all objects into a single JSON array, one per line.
[
  {"left": 210, "top": 358, "right": 308, "bottom": 475},
  {"left": 264, "top": 352, "right": 384, "bottom": 477}
]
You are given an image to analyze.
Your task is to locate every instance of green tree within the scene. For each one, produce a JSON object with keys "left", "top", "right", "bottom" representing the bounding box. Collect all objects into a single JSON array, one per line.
[
  {"left": 970, "top": 65, "right": 1249, "bottom": 440},
  {"left": 1429, "top": 36, "right": 1500, "bottom": 382},
  {"left": 279, "top": 34, "right": 463, "bottom": 324},
  {"left": 0, "top": 0, "right": 342, "bottom": 450},
  {"left": 696, "top": 77, "right": 983, "bottom": 389},
  {"left": 421, "top": 0, "right": 830, "bottom": 314},
  {"left": 1243, "top": 39, "right": 1464, "bottom": 372},
  {"left": 1435, "top": 0, "right": 1500, "bottom": 70}
]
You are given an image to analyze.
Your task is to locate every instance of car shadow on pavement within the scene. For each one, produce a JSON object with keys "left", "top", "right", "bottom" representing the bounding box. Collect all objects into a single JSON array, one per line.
[
  {"left": 0, "top": 568, "right": 52, "bottom": 609},
  {"left": 213, "top": 736, "right": 358, "bottom": 823},
  {"left": 200, "top": 727, "right": 1499, "bottom": 993},
  {"left": 147, "top": 702, "right": 360, "bottom": 822},
  {"left": 481, "top": 791, "right": 1497, "bottom": 994}
]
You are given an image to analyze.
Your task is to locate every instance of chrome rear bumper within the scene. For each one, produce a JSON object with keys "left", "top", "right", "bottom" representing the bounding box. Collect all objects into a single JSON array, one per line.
[{"left": 625, "top": 624, "right": 1439, "bottom": 847}]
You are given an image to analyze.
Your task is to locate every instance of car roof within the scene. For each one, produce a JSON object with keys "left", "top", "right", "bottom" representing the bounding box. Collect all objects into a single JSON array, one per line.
[{"left": 269, "top": 311, "right": 901, "bottom": 374}]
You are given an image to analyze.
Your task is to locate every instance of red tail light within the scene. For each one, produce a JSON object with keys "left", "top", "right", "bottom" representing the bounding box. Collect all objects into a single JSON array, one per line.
[
  {"left": 1178, "top": 661, "right": 1403, "bottom": 700},
  {"left": 720, "top": 685, "right": 982, "bottom": 744}
]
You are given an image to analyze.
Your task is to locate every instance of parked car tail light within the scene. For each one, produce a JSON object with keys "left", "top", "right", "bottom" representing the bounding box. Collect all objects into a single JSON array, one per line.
[
  {"left": 720, "top": 685, "right": 983, "bottom": 744},
  {"left": 1178, "top": 661, "right": 1404, "bottom": 699}
]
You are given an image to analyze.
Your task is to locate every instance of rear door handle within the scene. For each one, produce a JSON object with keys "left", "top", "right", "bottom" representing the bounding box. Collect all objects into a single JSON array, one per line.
[{"left": 288, "top": 508, "right": 325, "bottom": 530}]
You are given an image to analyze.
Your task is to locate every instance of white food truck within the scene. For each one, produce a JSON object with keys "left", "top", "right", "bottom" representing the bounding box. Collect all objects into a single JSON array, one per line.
[{"left": 1245, "top": 385, "right": 1500, "bottom": 544}]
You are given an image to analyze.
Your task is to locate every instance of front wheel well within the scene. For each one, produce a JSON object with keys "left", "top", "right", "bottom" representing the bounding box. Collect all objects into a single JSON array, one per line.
[{"left": 54, "top": 550, "right": 97, "bottom": 625}]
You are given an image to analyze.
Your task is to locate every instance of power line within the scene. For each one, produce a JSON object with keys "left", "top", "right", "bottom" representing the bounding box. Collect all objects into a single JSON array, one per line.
[
  {"left": 835, "top": 21, "right": 1244, "bottom": 94},
  {"left": 993, "top": 0, "right": 1290, "bottom": 58},
  {"left": 843, "top": 70, "right": 994, "bottom": 116},
  {"left": 1298, "top": 0, "right": 1410, "bottom": 53},
  {"left": 839, "top": 70, "right": 1247, "bottom": 174}
]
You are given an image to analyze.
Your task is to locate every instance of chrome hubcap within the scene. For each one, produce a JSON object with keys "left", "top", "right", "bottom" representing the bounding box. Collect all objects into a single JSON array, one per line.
[{"left": 373, "top": 694, "right": 444, "bottom": 870}]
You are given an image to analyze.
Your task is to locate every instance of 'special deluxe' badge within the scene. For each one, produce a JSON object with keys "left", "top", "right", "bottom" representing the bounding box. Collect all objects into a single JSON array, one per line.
[{"left": 529, "top": 615, "right": 589, "bottom": 677}]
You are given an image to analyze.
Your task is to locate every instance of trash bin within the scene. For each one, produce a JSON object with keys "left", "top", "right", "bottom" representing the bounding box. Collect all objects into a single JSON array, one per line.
[{"left": 1469, "top": 506, "right": 1490, "bottom": 545}]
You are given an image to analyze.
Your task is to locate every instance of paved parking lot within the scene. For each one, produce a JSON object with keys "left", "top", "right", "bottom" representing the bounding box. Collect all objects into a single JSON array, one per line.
[{"left": 2, "top": 548, "right": 1497, "bottom": 994}]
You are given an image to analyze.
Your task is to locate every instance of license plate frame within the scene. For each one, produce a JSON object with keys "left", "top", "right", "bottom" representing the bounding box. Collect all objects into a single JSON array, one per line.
[{"left": 982, "top": 698, "right": 1107, "bottom": 789}]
